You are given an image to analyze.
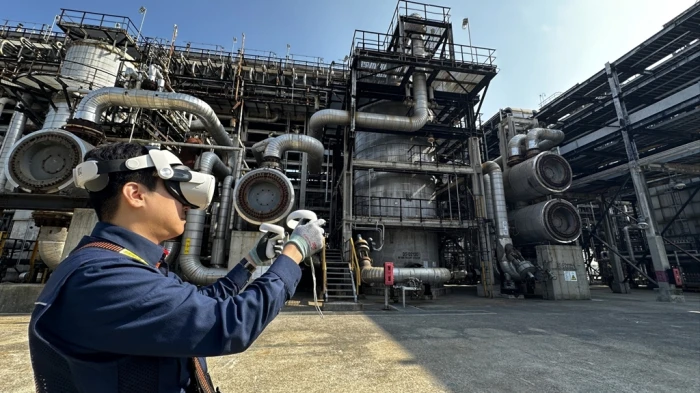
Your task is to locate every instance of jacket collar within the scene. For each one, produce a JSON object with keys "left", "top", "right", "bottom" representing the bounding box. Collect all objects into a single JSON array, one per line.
[{"left": 89, "top": 222, "right": 166, "bottom": 267}]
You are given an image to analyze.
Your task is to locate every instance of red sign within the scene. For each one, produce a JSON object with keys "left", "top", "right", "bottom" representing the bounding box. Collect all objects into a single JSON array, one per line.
[{"left": 384, "top": 262, "right": 394, "bottom": 286}]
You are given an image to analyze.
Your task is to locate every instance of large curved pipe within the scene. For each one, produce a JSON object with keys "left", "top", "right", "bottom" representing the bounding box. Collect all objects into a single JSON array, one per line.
[
  {"left": 37, "top": 227, "right": 68, "bottom": 270},
  {"left": 74, "top": 88, "right": 234, "bottom": 147},
  {"left": 483, "top": 174, "right": 494, "bottom": 221},
  {"left": 482, "top": 161, "right": 529, "bottom": 282},
  {"left": 0, "top": 108, "right": 28, "bottom": 191},
  {"left": 211, "top": 175, "right": 234, "bottom": 267},
  {"left": 0, "top": 97, "right": 15, "bottom": 115},
  {"left": 506, "top": 134, "right": 527, "bottom": 165},
  {"left": 180, "top": 152, "right": 232, "bottom": 285},
  {"left": 524, "top": 128, "right": 565, "bottom": 156},
  {"left": 251, "top": 137, "right": 274, "bottom": 164},
  {"left": 308, "top": 72, "right": 430, "bottom": 137},
  {"left": 198, "top": 151, "right": 231, "bottom": 179},
  {"left": 263, "top": 134, "right": 325, "bottom": 173}
]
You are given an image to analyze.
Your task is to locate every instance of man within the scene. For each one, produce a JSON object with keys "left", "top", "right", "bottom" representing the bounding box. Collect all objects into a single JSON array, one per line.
[{"left": 28, "top": 142, "right": 326, "bottom": 392}]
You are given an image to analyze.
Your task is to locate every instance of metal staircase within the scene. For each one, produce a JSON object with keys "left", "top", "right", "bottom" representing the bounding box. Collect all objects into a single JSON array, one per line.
[{"left": 323, "top": 248, "right": 357, "bottom": 302}]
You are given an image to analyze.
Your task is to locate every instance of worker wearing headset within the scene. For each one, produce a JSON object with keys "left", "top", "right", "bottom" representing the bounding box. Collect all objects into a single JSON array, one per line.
[{"left": 28, "top": 142, "right": 326, "bottom": 393}]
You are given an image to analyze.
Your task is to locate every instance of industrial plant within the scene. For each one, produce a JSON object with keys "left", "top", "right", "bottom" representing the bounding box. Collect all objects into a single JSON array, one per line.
[{"left": 0, "top": 0, "right": 698, "bottom": 311}]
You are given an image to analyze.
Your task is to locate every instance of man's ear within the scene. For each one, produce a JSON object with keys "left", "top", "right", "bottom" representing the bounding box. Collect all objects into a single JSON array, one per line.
[{"left": 121, "top": 182, "right": 148, "bottom": 209}]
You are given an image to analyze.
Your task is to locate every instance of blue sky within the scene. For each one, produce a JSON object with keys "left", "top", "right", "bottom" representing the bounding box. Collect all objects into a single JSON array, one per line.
[{"left": 3, "top": 0, "right": 696, "bottom": 118}]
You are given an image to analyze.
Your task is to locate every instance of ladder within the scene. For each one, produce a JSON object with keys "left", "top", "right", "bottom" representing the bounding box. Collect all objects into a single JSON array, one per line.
[{"left": 323, "top": 248, "right": 357, "bottom": 302}]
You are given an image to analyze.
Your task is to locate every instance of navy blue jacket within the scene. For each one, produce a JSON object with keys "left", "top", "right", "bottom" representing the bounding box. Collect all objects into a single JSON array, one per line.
[{"left": 29, "top": 222, "right": 301, "bottom": 392}]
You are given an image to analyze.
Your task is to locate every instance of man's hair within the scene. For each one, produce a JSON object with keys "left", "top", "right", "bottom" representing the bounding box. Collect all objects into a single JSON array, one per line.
[{"left": 83, "top": 142, "right": 159, "bottom": 221}]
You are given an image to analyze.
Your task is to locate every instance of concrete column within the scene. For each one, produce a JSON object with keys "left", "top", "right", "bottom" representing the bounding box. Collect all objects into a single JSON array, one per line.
[{"left": 60, "top": 208, "right": 99, "bottom": 261}]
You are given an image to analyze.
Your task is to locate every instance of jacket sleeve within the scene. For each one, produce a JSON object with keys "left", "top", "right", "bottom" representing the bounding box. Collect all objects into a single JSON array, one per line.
[
  {"left": 196, "top": 260, "right": 251, "bottom": 299},
  {"left": 57, "top": 254, "right": 301, "bottom": 358}
]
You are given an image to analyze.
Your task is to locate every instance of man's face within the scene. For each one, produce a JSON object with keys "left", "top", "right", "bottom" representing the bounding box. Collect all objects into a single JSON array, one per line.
[{"left": 145, "top": 179, "right": 190, "bottom": 239}]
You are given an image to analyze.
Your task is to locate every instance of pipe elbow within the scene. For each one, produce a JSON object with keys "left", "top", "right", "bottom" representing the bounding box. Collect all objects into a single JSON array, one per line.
[
  {"left": 263, "top": 134, "right": 325, "bottom": 173},
  {"left": 482, "top": 161, "right": 502, "bottom": 175}
]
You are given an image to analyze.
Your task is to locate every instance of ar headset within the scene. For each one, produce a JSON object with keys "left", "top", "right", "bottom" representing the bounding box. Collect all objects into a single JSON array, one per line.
[{"left": 72, "top": 148, "right": 216, "bottom": 210}]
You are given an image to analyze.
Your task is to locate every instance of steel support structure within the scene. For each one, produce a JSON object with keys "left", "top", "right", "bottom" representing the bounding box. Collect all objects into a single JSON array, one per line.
[{"left": 605, "top": 62, "right": 683, "bottom": 302}]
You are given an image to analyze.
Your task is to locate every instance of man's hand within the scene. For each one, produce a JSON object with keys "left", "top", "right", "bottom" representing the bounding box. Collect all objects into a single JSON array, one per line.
[
  {"left": 285, "top": 219, "right": 326, "bottom": 263},
  {"left": 246, "top": 232, "right": 284, "bottom": 267}
]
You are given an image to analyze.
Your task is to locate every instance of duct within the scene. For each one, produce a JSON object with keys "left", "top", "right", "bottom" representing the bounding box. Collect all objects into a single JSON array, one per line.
[
  {"left": 37, "top": 227, "right": 69, "bottom": 270},
  {"left": 180, "top": 151, "right": 233, "bottom": 284},
  {"left": 483, "top": 174, "right": 494, "bottom": 221},
  {"left": 0, "top": 109, "right": 28, "bottom": 191},
  {"left": 263, "top": 134, "right": 324, "bottom": 173},
  {"left": 482, "top": 161, "right": 509, "bottom": 240},
  {"left": 308, "top": 72, "right": 430, "bottom": 137},
  {"left": 252, "top": 137, "right": 274, "bottom": 164},
  {"left": 179, "top": 209, "right": 228, "bottom": 285},
  {"left": 73, "top": 88, "right": 234, "bottom": 147},
  {"left": 506, "top": 134, "right": 527, "bottom": 165},
  {"left": 247, "top": 112, "right": 280, "bottom": 123},
  {"left": 0, "top": 97, "right": 14, "bottom": 115},
  {"left": 211, "top": 176, "right": 234, "bottom": 267},
  {"left": 524, "top": 128, "right": 565, "bottom": 156},
  {"left": 509, "top": 199, "right": 582, "bottom": 244},
  {"left": 505, "top": 152, "right": 572, "bottom": 202},
  {"left": 197, "top": 151, "right": 231, "bottom": 180},
  {"left": 43, "top": 99, "right": 72, "bottom": 129}
]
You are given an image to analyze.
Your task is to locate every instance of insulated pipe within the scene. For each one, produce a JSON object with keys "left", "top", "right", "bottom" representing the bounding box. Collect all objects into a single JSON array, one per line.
[
  {"left": 308, "top": 72, "right": 430, "bottom": 137},
  {"left": 483, "top": 173, "right": 494, "bottom": 221},
  {"left": 252, "top": 137, "right": 274, "bottom": 164},
  {"left": 361, "top": 266, "right": 451, "bottom": 285},
  {"left": 198, "top": 152, "right": 231, "bottom": 180},
  {"left": 482, "top": 161, "right": 509, "bottom": 239},
  {"left": 211, "top": 175, "right": 234, "bottom": 267},
  {"left": 247, "top": 112, "right": 280, "bottom": 123},
  {"left": 0, "top": 97, "right": 14, "bottom": 115},
  {"left": 179, "top": 152, "right": 232, "bottom": 284},
  {"left": 263, "top": 134, "right": 325, "bottom": 173},
  {"left": 37, "top": 226, "right": 68, "bottom": 270},
  {"left": 482, "top": 161, "right": 524, "bottom": 282},
  {"left": 506, "top": 134, "right": 527, "bottom": 165},
  {"left": 524, "top": 128, "right": 565, "bottom": 157},
  {"left": 0, "top": 108, "right": 28, "bottom": 191},
  {"left": 74, "top": 88, "right": 234, "bottom": 147},
  {"left": 178, "top": 209, "right": 228, "bottom": 285}
]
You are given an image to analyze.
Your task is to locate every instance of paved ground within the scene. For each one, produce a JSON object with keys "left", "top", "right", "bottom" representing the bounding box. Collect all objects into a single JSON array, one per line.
[{"left": 1, "top": 286, "right": 699, "bottom": 392}]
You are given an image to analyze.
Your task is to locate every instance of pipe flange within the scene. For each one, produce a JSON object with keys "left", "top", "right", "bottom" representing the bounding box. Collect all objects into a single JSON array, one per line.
[
  {"left": 233, "top": 168, "right": 295, "bottom": 225},
  {"left": 545, "top": 199, "right": 582, "bottom": 243},
  {"left": 65, "top": 118, "right": 106, "bottom": 145},
  {"left": 7, "top": 130, "right": 90, "bottom": 193}
]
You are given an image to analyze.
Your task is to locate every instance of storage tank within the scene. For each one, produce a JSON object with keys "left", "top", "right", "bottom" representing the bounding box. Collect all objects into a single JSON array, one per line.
[{"left": 353, "top": 101, "right": 439, "bottom": 267}]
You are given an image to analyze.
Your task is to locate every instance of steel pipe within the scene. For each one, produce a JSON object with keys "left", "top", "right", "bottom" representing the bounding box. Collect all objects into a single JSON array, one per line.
[
  {"left": 211, "top": 176, "right": 234, "bottom": 267},
  {"left": 263, "top": 134, "right": 324, "bottom": 173},
  {"left": 361, "top": 266, "right": 451, "bottom": 285},
  {"left": 0, "top": 109, "right": 27, "bottom": 192},
  {"left": 525, "top": 128, "right": 565, "bottom": 156},
  {"left": 74, "top": 88, "right": 234, "bottom": 147},
  {"left": 308, "top": 72, "right": 430, "bottom": 137}
]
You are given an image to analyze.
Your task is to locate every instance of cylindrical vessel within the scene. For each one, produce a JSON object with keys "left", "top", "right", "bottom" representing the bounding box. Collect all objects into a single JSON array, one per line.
[
  {"left": 353, "top": 101, "right": 436, "bottom": 219},
  {"left": 5, "top": 129, "right": 93, "bottom": 193},
  {"left": 60, "top": 39, "right": 124, "bottom": 89},
  {"left": 506, "top": 152, "right": 572, "bottom": 202},
  {"left": 510, "top": 199, "right": 582, "bottom": 244},
  {"left": 360, "top": 228, "right": 440, "bottom": 267},
  {"left": 37, "top": 226, "right": 68, "bottom": 269}
]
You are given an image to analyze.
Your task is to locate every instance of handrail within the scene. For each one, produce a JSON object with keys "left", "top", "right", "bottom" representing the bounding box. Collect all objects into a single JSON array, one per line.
[
  {"left": 321, "top": 246, "right": 327, "bottom": 301},
  {"left": 349, "top": 237, "right": 361, "bottom": 298}
]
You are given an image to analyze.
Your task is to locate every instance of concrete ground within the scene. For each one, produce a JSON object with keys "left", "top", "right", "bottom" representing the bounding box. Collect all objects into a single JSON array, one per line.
[{"left": 1, "top": 286, "right": 699, "bottom": 392}]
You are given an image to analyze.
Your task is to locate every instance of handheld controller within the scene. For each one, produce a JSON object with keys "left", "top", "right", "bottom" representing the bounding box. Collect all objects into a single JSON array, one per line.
[{"left": 259, "top": 223, "right": 286, "bottom": 259}]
